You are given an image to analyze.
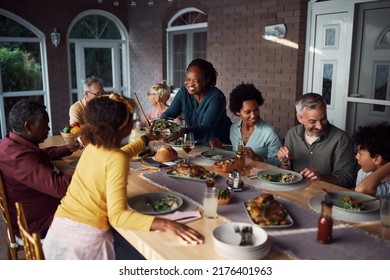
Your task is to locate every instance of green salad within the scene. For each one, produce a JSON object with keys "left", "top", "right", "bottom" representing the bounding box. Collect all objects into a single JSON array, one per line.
[
  {"left": 152, "top": 196, "right": 178, "bottom": 212},
  {"left": 340, "top": 195, "right": 367, "bottom": 211},
  {"left": 152, "top": 119, "right": 181, "bottom": 137}
]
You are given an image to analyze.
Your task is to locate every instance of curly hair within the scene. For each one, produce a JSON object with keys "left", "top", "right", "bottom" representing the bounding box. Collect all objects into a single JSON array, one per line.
[
  {"left": 228, "top": 82, "right": 265, "bottom": 114},
  {"left": 9, "top": 100, "right": 47, "bottom": 133},
  {"left": 187, "top": 58, "right": 218, "bottom": 87},
  {"left": 81, "top": 95, "right": 134, "bottom": 149},
  {"left": 353, "top": 122, "right": 390, "bottom": 162}
]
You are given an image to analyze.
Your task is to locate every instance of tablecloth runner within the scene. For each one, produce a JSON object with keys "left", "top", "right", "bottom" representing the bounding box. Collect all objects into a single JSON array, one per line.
[{"left": 140, "top": 170, "right": 390, "bottom": 260}]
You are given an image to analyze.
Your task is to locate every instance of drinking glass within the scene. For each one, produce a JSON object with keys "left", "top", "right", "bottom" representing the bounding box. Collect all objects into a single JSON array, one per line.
[
  {"left": 181, "top": 132, "right": 195, "bottom": 163},
  {"left": 203, "top": 187, "right": 218, "bottom": 218}
]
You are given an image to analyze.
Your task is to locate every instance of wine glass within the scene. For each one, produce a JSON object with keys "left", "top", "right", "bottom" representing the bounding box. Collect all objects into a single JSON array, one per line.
[{"left": 181, "top": 132, "right": 195, "bottom": 163}]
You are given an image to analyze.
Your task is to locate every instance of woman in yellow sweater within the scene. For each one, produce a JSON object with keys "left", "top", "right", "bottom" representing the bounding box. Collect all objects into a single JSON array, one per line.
[{"left": 43, "top": 94, "right": 204, "bottom": 259}]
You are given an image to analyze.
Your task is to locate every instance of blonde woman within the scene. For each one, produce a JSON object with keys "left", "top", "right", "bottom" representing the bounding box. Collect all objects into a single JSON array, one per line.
[{"left": 146, "top": 83, "right": 171, "bottom": 121}]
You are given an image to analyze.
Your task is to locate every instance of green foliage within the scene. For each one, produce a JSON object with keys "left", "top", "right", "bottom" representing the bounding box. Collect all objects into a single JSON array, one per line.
[{"left": 0, "top": 47, "right": 42, "bottom": 92}]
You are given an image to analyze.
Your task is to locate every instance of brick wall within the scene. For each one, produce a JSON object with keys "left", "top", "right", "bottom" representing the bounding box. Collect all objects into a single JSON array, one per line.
[
  {"left": 1, "top": 0, "right": 307, "bottom": 137},
  {"left": 129, "top": 0, "right": 307, "bottom": 137}
]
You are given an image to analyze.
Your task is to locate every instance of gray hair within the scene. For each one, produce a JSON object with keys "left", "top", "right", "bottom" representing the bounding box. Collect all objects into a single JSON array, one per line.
[
  {"left": 82, "top": 76, "right": 103, "bottom": 91},
  {"left": 295, "top": 93, "right": 326, "bottom": 116}
]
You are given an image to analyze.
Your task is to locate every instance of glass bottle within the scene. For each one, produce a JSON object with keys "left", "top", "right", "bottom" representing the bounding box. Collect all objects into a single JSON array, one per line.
[
  {"left": 128, "top": 120, "right": 142, "bottom": 143},
  {"left": 317, "top": 200, "right": 333, "bottom": 244},
  {"left": 236, "top": 138, "right": 246, "bottom": 175}
]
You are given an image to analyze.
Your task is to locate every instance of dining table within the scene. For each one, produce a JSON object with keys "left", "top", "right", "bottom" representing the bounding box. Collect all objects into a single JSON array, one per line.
[{"left": 41, "top": 135, "right": 390, "bottom": 260}]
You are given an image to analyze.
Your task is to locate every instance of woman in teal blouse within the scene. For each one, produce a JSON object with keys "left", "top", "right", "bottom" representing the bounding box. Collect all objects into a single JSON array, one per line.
[
  {"left": 228, "top": 83, "right": 282, "bottom": 166},
  {"left": 161, "top": 59, "right": 232, "bottom": 146}
]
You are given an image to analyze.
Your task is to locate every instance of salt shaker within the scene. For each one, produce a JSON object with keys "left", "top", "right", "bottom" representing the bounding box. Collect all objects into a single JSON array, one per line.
[{"left": 317, "top": 200, "right": 333, "bottom": 244}]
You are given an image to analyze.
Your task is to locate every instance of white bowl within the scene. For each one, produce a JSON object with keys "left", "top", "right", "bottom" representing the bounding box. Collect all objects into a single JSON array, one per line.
[{"left": 212, "top": 222, "right": 271, "bottom": 259}]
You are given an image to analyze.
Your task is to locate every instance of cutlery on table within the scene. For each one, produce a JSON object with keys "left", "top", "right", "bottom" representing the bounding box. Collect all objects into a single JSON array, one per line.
[{"left": 173, "top": 216, "right": 198, "bottom": 222}]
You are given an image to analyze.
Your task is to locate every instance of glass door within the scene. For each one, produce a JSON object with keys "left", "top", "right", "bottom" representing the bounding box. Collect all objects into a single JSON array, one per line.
[{"left": 74, "top": 41, "right": 122, "bottom": 101}]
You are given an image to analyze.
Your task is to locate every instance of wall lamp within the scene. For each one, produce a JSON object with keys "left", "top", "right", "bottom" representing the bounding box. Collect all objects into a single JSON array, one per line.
[{"left": 50, "top": 28, "right": 61, "bottom": 47}]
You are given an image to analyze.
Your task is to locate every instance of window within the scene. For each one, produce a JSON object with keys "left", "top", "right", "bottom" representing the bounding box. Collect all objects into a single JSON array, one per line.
[
  {"left": 69, "top": 12, "right": 128, "bottom": 103},
  {"left": 167, "top": 8, "right": 207, "bottom": 89},
  {"left": 0, "top": 11, "right": 46, "bottom": 138}
]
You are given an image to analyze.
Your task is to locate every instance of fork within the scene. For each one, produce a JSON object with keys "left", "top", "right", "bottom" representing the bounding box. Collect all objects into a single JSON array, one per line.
[
  {"left": 243, "top": 226, "right": 253, "bottom": 245},
  {"left": 234, "top": 226, "right": 245, "bottom": 246}
]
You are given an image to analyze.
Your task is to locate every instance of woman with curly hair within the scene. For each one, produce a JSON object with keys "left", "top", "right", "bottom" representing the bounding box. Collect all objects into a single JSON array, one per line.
[
  {"left": 227, "top": 82, "right": 282, "bottom": 166},
  {"left": 161, "top": 58, "right": 232, "bottom": 146},
  {"left": 43, "top": 94, "right": 204, "bottom": 259},
  {"left": 354, "top": 122, "right": 390, "bottom": 197}
]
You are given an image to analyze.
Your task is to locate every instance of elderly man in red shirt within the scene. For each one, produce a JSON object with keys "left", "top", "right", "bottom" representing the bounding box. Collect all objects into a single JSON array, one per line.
[{"left": 0, "top": 100, "right": 81, "bottom": 240}]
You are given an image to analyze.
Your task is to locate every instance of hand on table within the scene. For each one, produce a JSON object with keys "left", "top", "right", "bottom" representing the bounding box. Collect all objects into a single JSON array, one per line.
[{"left": 152, "top": 218, "right": 204, "bottom": 245}]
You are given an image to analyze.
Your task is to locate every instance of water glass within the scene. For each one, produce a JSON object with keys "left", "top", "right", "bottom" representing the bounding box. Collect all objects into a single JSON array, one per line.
[
  {"left": 203, "top": 187, "right": 218, "bottom": 218},
  {"left": 380, "top": 195, "right": 390, "bottom": 227}
]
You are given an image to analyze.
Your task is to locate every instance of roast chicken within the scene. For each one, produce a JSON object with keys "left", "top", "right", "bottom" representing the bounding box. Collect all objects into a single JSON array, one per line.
[{"left": 172, "top": 162, "right": 212, "bottom": 178}]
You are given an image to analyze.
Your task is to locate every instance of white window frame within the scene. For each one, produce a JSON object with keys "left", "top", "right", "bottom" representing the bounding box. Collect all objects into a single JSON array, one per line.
[{"left": 166, "top": 7, "right": 207, "bottom": 91}]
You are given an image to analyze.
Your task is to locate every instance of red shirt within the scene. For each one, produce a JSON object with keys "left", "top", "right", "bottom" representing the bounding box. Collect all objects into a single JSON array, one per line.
[{"left": 0, "top": 132, "right": 73, "bottom": 237}]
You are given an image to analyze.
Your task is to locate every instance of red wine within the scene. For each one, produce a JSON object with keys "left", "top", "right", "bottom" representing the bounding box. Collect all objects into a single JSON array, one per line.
[{"left": 182, "top": 144, "right": 192, "bottom": 154}]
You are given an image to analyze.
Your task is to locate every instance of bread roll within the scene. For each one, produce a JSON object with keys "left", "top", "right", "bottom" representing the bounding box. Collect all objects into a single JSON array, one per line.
[{"left": 154, "top": 145, "right": 178, "bottom": 162}]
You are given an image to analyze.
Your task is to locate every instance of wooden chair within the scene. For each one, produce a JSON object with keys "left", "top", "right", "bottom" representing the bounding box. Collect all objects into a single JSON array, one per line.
[
  {"left": 0, "top": 171, "right": 24, "bottom": 260},
  {"left": 15, "top": 202, "right": 45, "bottom": 260}
]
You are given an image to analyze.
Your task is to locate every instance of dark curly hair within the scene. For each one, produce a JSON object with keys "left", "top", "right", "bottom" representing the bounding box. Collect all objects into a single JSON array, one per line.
[
  {"left": 9, "top": 100, "right": 47, "bottom": 133},
  {"left": 81, "top": 95, "right": 134, "bottom": 149},
  {"left": 187, "top": 58, "right": 218, "bottom": 87},
  {"left": 353, "top": 122, "right": 390, "bottom": 162},
  {"left": 228, "top": 82, "right": 265, "bottom": 114}
]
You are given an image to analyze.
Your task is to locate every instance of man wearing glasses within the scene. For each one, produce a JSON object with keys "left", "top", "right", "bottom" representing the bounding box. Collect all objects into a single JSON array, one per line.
[{"left": 69, "top": 76, "right": 105, "bottom": 126}]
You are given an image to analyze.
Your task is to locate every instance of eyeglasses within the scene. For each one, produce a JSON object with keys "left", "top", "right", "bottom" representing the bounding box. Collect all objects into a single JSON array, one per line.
[{"left": 87, "top": 90, "right": 105, "bottom": 96}]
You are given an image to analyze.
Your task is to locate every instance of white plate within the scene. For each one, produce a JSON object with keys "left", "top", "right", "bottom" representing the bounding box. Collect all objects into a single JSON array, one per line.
[
  {"left": 257, "top": 169, "right": 303, "bottom": 185},
  {"left": 244, "top": 200, "right": 294, "bottom": 228},
  {"left": 166, "top": 169, "right": 217, "bottom": 182},
  {"left": 200, "top": 149, "right": 236, "bottom": 161},
  {"left": 127, "top": 192, "right": 183, "bottom": 215},
  {"left": 324, "top": 191, "right": 380, "bottom": 213}
]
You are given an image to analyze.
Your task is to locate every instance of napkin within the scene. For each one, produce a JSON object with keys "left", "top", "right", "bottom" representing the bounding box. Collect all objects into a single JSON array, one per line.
[{"left": 159, "top": 210, "right": 202, "bottom": 224}]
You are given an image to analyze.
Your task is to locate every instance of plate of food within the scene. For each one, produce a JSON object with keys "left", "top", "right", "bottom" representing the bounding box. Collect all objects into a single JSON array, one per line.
[
  {"left": 324, "top": 191, "right": 380, "bottom": 213},
  {"left": 127, "top": 192, "right": 183, "bottom": 215},
  {"left": 244, "top": 193, "right": 294, "bottom": 228},
  {"left": 200, "top": 149, "right": 236, "bottom": 161},
  {"left": 167, "top": 162, "right": 217, "bottom": 181},
  {"left": 152, "top": 119, "right": 181, "bottom": 138},
  {"left": 257, "top": 169, "right": 303, "bottom": 185}
]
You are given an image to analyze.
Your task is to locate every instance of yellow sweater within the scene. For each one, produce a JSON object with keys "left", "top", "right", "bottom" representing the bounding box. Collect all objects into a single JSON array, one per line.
[{"left": 55, "top": 138, "right": 154, "bottom": 230}]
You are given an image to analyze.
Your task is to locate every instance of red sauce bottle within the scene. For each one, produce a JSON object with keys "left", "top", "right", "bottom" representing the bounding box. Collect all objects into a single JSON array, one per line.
[{"left": 317, "top": 200, "right": 333, "bottom": 244}]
